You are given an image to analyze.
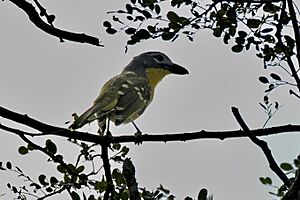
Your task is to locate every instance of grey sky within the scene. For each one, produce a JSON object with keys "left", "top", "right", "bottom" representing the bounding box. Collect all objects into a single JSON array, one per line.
[{"left": 1, "top": 0, "right": 300, "bottom": 199}]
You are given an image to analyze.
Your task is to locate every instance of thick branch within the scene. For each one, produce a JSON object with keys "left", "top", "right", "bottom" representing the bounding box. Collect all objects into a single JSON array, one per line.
[
  {"left": 231, "top": 107, "right": 291, "bottom": 187},
  {"left": 1, "top": 106, "right": 300, "bottom": 145},
  {"left": 287, "top": 0, "right": 300, "bottom": 70},
  {"left": 7, "top": 0, "right": 103, "bottom": 47},
  {"left": 123, "top": 158, "right": 140, "bottom": 200}
]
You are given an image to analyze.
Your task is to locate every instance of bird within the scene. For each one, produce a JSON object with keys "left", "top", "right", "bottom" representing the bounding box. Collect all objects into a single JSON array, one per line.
[{"left": 69, "top": 51, "right": 189, "bottom": 135}]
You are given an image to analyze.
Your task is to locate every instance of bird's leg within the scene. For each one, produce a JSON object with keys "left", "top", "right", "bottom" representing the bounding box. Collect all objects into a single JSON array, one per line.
[
  {"left": 132, "top": 121, "right": 142, "bottom": 135},
  {"left": 132, "top": 121, "right": 142, "bottom": 144},
  {"left": 105, "top": 118, "right": 112, "bottom": 137}
]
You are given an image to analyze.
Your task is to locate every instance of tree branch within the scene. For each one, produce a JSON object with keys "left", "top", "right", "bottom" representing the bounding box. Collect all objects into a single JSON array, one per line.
[
  {"left": 123, "top": 158, "right": 140, "bottom": 200},
  {"left": 101, "top": 144, "right": 114, "bottom": 200},
  {"left": 1, "top": 106, "right": 300, "bottom": 145},
  {"left": 7, "top": 0, "right": 103, "bottom": 47},
  {"left": 287, "top": 0, "right": 300, "bottom": 70},
  {"left": 231, "top": 107, "right": 292, "bottom": 187},
  {"left": 282, "top": 155, "right": 300, "bottom": 200}
]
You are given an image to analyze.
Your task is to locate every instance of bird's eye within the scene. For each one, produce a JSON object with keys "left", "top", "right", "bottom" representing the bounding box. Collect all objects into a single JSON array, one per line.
[{"left": 154, "top": 55, "right": 164, "bottom": 62}]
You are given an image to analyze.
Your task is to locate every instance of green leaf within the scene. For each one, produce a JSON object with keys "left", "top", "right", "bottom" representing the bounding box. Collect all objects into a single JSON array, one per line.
[
  {"left": 261, "top": 28, "right": 273, "bottom": 33},
  {"left": 125, "top": 28, "right": 136, "bottom": 35},
  {"left": 46, "top": 139, "right": 57, "bottom": 155},
  {"left": 167, "top": 11, "right": 180, "bottom": 22},
  {"left": 231, "top": 44, "right": 243, "bottom": 53},
  {"left": 6, "top": 162, "right": 12, "bottom": 170},
  {"left": 57, "top": 165, "right": 67, "bottom": 173},
  {"left": 238, "top": 31, "right": 247, "bottom": 38},
  {"left": 95, "top": 180, "right": 107, "bottom": 193},
  {"left": 77, "top": 165, "right": 85, "bottom": 173},
  {"left": 247, "top": 19, "right": 261, "bottom": 28},
  {"left": 162, "top": 32, "right": 175, "bottom": 41},
  {"left": 71, "top": 191, "right": 81, "bottom": 200},
  {"left": 18, "top": 146, "right": 28, "bottom": 155},
  {"left": 280, "top": 163, "right": 293, "bottom": 171},
  {"left": 103, "top": 21, "right": 111, "bottom": 28},
  {"left": 121, "top": 146, "right": 130, "bottom": 157},
  {"left": 270, "top": 73, "right": 281, "bottom": 81},
  {"left": 135, "top": 29, "right": 151, "bottom": 40},
  {"left": 155, "top": 4, "right": 161, "bottom": 14},
  {"left": 38, "top": 174, "right": 48, "bottom": 186},
  {"left": 259, "top": 177, "right": 272, "bottom": 185},
  {"left": 142, "top": 10, "right": 152, "bottom": 19},
  {"left": 258, "top": 76, "right": 269, "bottom": 84},
  {"left": 212, "top": 28, "right": 222, "bottom": 37},
  {"left": 125, "top": 4, "right": 133, "bottom": 14},
  {"left": 198, "top": 188, "right": 208, "bottom": 200},
  {"left": 50, "top": 176, "right": 58, "bottom": 185},
  {"left": 106, "top": 28, "right": 117, "bottom": 34}
]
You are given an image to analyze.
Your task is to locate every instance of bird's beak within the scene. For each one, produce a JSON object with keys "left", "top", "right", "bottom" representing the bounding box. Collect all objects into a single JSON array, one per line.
[{"left": 167, "top": 63, "right": 189, "bottom": 75}]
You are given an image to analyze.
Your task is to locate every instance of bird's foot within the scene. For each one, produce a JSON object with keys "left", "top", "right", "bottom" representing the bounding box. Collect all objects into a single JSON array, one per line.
[{"left": 134, "top": 131, "right": 143, "bottom": 145}]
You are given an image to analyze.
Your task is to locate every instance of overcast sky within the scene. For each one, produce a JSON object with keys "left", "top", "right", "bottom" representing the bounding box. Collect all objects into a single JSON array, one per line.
[{"left": 1, "top": 0, "right": 300, "bottom": 199}]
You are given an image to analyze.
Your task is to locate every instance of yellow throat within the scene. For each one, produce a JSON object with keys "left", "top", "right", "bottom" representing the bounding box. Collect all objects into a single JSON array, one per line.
[{"left": 146, "top": 68, "right": 171, "bottom": 90}]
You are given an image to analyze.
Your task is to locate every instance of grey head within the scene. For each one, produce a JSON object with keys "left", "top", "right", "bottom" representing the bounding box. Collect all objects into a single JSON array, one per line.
[{"left": 123, "top": 51, "right": 189, "bottom": 75}]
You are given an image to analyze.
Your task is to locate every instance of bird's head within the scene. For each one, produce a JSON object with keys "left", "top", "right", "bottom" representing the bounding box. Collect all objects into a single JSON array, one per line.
[{"left": 124, "top": 51, "right": 189, "bottom": 89}]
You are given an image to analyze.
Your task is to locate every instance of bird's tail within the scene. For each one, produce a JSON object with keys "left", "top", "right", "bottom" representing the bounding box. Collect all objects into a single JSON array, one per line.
[{"left": 69, "top": 105, "right": 99, "bottom": 130}]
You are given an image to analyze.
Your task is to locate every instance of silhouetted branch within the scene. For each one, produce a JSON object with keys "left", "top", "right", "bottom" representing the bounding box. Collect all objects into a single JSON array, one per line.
[
  {"left": 282, "top": 155, "right": 300, "bottom": 200},
  {"left": 231, "top": 107, "right": 292, "bottom": 187},
  {"left": 101, "top": 144, "right": 114, "bottom": 200},
  {"left": 123, "top": 158, "right": 140, "bottom": 200},
  {"left": 1, "top": 106, "right": 300, "bottom": 145},
  {"left": 7, "top": 0, "right": 103, "bottom": 47},
  {"left": 287, "top": 0, "right": 300, "bottom": 70}
]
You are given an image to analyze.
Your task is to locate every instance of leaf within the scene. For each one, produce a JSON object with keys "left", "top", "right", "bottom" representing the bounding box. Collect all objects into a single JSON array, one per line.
[
  {"left": 155, "top": 4, "right": 161, "bottom": 14},
  {"left": 95, "top": 181, "right": 107, "bottom": 193},
  {"left": 238, "top": 30, "right": 247, "bottom": 38},
  {"left": 264, "top": 96, "right": 269, "bottom": 104},
  {"left": 125, "top": 4, "right": 133, "bottom": 14},
  {"left": 71, "top": 191, "right": 81, "bottom": 200},
  {"left": 38, "top": 174, "right": 48, "bottom": 186},
  {"left": 275, "top": 101, "right": 279, "bottom": 109},
  {"left": 46, "top": 139, "right": 57, "bottom": 155},
  {"left": 6, "top": 161, "right": 12, "bottom": 170},
  {"left": 50, "top": 176, "right": 58, "bottom": 185},
  {"left": 198, "top": 188, "right": 208, "bottom": 200},
  {"left": 162, "top": 32, "right": 175, "bottom": 41},
  {"left": 280, "top": 163, "right": 293, "bottom": 171},
  {"left": 247, "top": 19, "right": 261, "bottom": 28},
  {"left": 125, "top": 28, "right": 136, "bottom": 35},
  {"left": 106, "top": 28, "right": 117, "bottom": 34},
  {"left": 77, "top": 165, "right": 85, "bottom": 173},
  {"left": 259, "top": 177, "right": 272, "bottom": 185},
  {"left": 261, "top": 28, "right": 273, "bottom": 33},
  {"left": 103, "top": 21, "right": 111, "bottom": 28},
  {"left": 18, "top": 146, "right": 28, "bottom": 155},
  {"left": 231, "top": 44, "right": 243, "bottom": 53},
  {"left": 270, "top": 73, "right": 281, "bottom": 81},
  {"left": 142, "top": 10, "right": 152, "bottom": 18},
  {"left": 212, "top": 27, "right": 222, "bottom": 37},
  {"left": 167, "top": 11, "right": 179, "bottom": 22},
  {"left": 258, "top": 76, "right": 269, "bottom": 84}
]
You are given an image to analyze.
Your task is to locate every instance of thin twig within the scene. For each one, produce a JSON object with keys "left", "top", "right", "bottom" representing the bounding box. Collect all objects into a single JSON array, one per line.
[{"left": 231, "top": 107, "right": 291, "bottom": 187}]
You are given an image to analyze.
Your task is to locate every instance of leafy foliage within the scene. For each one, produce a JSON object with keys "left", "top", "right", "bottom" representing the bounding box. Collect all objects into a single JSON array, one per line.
[{"left": 259, "top": 157, "right": 300, "bottom": 198}]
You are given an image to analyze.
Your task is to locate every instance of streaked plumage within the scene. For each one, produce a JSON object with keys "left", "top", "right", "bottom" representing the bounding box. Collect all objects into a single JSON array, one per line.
[{"left": 69, "top": 51, "right": 188, "bottom": 134}]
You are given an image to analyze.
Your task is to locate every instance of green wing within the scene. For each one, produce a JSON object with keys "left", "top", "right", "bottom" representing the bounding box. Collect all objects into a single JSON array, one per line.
[{"left": 70, "top": 72, "right": 152, "bottom": 130}]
